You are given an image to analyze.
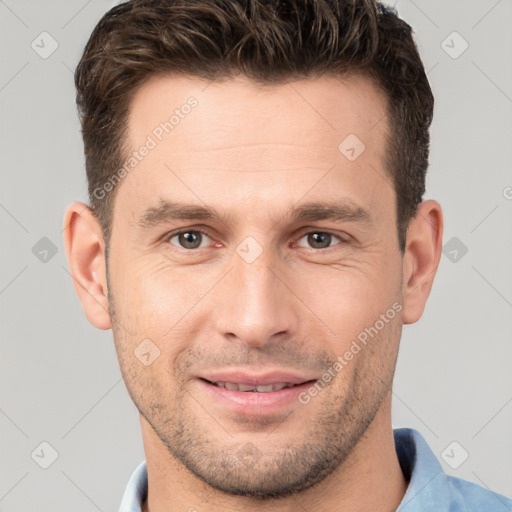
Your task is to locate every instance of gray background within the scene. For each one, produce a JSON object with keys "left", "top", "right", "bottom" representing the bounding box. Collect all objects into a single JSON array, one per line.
[{"left": 1, "top": 0, "right": 511, "bottom": 510}]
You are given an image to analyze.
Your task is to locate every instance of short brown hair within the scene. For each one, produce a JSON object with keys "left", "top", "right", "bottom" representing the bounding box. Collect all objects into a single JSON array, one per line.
[{"left": 75, "top": 0, "right": 434, "bottom": 252}]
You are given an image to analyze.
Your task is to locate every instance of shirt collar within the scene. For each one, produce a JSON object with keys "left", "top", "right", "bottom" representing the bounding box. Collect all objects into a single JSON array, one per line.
[
  {"left": 394, "top": 428, "right": 470, "bottom": 512},
  {"left": 118, "top": 459, "right": 148, "bottom": 512}
]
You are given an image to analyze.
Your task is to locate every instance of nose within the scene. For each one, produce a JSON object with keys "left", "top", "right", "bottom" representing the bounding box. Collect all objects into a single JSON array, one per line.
[{"left": 214, "top": 245, "right": 299, "bottom": 348}]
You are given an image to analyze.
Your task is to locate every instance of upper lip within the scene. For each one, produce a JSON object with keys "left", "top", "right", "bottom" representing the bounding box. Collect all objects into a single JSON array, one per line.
[{"left": 198, "top": 369, "right": 317, "bottom": 386}]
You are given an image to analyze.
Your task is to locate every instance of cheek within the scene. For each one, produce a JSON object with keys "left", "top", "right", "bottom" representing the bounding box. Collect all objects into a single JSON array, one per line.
[
  {"left": 110, "top": 256, "right": 174, "bottom": 321},
  {"left": 321, "top": 303, "right": 402, "bottom": 404},
  {"left": 109, "top": 255, "right": 213, "bottom": 344},
  {"left": 295, "top": 258, "right": 401, "bottom": 348}
]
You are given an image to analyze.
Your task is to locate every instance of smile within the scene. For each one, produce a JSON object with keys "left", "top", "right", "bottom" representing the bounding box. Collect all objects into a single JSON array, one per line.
[
  {"left": 196, "top": 374, "right": 318, "bottom": 417},
  {"left": 208, "top": 381, "right": 299, "bottom": 392}
]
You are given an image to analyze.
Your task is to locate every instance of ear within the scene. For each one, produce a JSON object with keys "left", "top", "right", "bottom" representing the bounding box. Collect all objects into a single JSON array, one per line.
[
  {"left": 401, "top": 200, "right": 443, "bottom": 324},
  {"left": 62, "top": 202, "right": 112, "bottom": 330}
]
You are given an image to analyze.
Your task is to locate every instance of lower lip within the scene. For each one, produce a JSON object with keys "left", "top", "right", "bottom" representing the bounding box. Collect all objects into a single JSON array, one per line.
[{"left": 196, "top": 379, "right": 316, "bottom": 416}]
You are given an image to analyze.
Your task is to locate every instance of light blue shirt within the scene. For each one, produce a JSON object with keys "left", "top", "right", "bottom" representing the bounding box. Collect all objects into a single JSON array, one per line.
[{"left": 119, "top": 428, "right": 512, "bottom": 511}]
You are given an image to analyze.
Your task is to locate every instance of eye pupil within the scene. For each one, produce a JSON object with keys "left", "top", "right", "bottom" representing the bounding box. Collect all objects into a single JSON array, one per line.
[
  {"left": 179, "top": 231, "right": 202, "bottom": 249},
  {"left": 308, "top": 232, "right": 332, "bottom": 249}
]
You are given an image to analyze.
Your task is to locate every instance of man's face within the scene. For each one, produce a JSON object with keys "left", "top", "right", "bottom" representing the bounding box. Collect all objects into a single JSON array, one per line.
[{"left": 108, "top": 74, "right": 404, "bottom": 496}]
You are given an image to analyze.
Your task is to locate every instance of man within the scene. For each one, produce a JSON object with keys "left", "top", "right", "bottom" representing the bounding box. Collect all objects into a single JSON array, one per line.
[{"left": 63, "top": 0, "right": 512, "bottom": 511}]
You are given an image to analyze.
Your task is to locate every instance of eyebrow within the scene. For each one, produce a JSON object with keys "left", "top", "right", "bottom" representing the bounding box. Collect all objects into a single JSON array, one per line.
[
  {"left": 291, "top": 201, "right": 372, "bottom": 225},
  {"left": 137, "top": 201, "right": 228, "bottom": 229},
  {"left": 136, "top": 199, "right": 373, "bottom": 230}
]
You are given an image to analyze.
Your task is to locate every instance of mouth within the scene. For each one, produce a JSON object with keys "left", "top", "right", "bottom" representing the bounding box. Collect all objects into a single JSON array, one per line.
[{"left": 195, "top": 372, "right": 318, "bottom": 417}]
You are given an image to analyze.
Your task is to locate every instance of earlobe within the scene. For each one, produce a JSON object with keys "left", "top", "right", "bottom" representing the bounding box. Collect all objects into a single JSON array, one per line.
[
  {"left": 401, "top": 200, "right": 443, "bottom": 325},
  {"left": 62, "top": 202, "right": 112, "bottom": 330}
]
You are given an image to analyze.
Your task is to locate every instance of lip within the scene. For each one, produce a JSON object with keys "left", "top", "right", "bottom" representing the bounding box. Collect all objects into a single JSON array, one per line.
[{"left": 195, "top": 370, "right": 318, "bottom": 417}]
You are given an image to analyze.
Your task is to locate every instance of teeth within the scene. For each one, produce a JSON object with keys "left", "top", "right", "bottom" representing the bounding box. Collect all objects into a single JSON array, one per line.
[
  {"left": 213, "top": 382, "right": 295, "bottom": 392},
  {"left": 256, "top": 385, "right": 274, "bottom": 392},
  {"left": 238, "top": 384, "right": 256, "bottom": 391}
]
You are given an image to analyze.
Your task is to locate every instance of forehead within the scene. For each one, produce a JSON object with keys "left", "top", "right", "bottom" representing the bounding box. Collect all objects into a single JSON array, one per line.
[
  {"left": 126, "top": 73, "right": 389, "bottom": 165},
  {"left": 117, "top": 73, "right": 392, "bottom": 226}
]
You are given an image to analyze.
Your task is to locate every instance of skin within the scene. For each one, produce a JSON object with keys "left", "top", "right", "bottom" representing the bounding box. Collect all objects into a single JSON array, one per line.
[{"left": 64, "top": 73, "right": 443, "bottom": 512}]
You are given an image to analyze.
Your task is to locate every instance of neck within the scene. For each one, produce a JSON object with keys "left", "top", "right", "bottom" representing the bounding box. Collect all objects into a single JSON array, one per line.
[{"left": 140, "top": 394, "right": 407, "bottom": 512}]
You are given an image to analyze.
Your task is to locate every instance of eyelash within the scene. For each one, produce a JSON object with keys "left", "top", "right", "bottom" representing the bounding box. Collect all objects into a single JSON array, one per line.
[{"left": 164, "top": 228, "right": 347, "bottom": 252}]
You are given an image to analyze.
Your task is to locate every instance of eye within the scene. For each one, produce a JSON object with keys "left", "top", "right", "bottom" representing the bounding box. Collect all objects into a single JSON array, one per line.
[
  {"left": 167, "top": 230, "right": 211, "bottom": 250},
  {"left": 296, "top": 231, "right": 344, "bottom": 250}
]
